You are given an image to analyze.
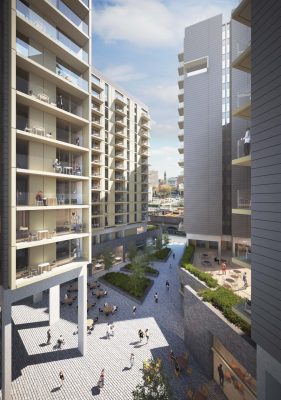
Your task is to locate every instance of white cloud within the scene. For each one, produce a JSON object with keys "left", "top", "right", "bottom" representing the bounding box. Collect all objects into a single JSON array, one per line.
[
  {"left": 142, "top": 84, "right": 178, "bottom": 105},
  {"left": 151, "top": 120, "right": 178, "bottom": 138},
  {"left": 93, "top": 0, "right": 234, "bottom": 48},
  {"left": 102, "top": 64, "right": 146, "bottom": 83},
  {"left": 150, "top": 146, "right": 180, "bottom": 177}
]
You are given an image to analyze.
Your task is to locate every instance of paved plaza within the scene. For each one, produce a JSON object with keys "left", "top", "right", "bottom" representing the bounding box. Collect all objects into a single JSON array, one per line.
[{"left": 1, "top": 238, "right": 226, "bottom": 399}]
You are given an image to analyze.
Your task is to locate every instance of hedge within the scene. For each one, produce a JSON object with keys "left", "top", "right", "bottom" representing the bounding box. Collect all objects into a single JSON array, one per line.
[
  {"left": 181, "top": 245, "right": 218, "bottom": 288},
  {"left": 124, "top": 263, "right": 159, "bottom": 276},
  {"left": 103, "top": 272, "right": 151, "bottom": 299},
  {"left": 152, "top": 247, "right": 171, "bottom": 260},
  {"left": 199, "top": 287, "right": 251, "bottom": 334},
  {"left": 147, "top": 225, "right": 159, "bottom": 231}
]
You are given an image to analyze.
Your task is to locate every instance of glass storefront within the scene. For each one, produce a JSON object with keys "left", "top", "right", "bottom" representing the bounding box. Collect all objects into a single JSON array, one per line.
[{"left": 213, "top": 337, "right": 256, "bottom": 400}]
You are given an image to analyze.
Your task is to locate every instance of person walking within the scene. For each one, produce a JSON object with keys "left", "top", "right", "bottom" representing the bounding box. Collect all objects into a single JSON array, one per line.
[
  {"left": 145, "top": 329, "right": 149, "bottom": 344},
  {"left": 243, "top": 272, "right": 248, "bottom": 289},
  {"left": 169, "top": 263, "right": 172, "bottom": 271},
  {"left": 132, "top": 305, "right": 137, "bottom": 316},
  {"left": 57, "top": 335, "right": 65, "bottom": 349},
  {"left": 59, "top": 371, "right": 64, "bottom": 387},
  {"left": 98, "top": 369, "right": 105, "bottom": 388},
  {"left": 106, "top": 323, "right": 111, "bottom": 339},
  {"left": 47, "top": 329, "right": 51, "bottom": 345},
  {"left": 173, "top": 252, "right": 175, "bottom": 260},
  {"left": 166, "top": 280, "right": 170, "bottom": 290},
  {"left": 218, "top": 364, "right": 224, "bottom": 387},
  {"left": 110, "top": 323, "right": 115, "bottom": 337},
  {"left": 138, "top": 329, "right": 144, "bottom": 342},
  {"left": 154, "top": 292, "right": 158, "bottom": 303},
  {"left": 130, "top": 353, "right": 135, "bottom": 369}
]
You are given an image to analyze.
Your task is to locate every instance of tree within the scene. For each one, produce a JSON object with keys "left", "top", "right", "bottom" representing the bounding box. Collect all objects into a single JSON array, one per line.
[
  {"left": 130, "top": 254, "right": 146, "bottom": 294},
  {"left": 132, "top": 358, "right": 173, "bottom": 400},
  {"left": 102, "top": 249, "right": 114, "bottom": 271},
  {"left": 155, "top": 236, "right": 163, "bottom": 251},
  {"left": 157, "top": 185, "right": 171, "bottom": 198},
  {"left": 162, "top": 233, "right": 170, "bottom": 248}
]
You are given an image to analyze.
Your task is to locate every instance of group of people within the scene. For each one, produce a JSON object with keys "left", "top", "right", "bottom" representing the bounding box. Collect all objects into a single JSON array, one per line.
[
  {"left": 138, "top": 328, "right": 150, "bottom": 343},
  {"left": 52, "top": 159, "right": 82, "bottom": 175}
]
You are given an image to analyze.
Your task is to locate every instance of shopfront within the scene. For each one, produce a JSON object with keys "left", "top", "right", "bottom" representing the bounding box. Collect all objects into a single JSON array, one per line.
[{"left": 213, "top": 337, "right": 256, "bottom": 400}]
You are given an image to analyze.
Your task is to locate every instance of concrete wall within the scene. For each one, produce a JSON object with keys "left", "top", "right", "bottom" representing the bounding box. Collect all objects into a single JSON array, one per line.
[
  {"left": 182, "top": 285, "right": 256, "bottom": 379},
  {"left": 183, "top": 15, "right": 223, "bottom": 237},
  {"left": 178, "top": 267, "right": 207, "bottom": 292}
]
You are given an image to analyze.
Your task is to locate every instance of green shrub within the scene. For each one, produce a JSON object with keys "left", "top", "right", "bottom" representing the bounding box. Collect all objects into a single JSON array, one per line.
[
  {"left": 152, "top": 247, "right": 171, "bottom": 260},
  {"left": 180, "top": 245, "right": 218, "bottom": 288},
  {"left": 125, "top": 264, "right": 159, "bottom": 276},
  {"left": 147, "top": 225, "right": 158, "bottom": 231},
  {"left": 103, "top": 272, "right": 151, "bottom": 299},
  {"left": 199, "top": 287, "right": 251, "bottom": 334}
]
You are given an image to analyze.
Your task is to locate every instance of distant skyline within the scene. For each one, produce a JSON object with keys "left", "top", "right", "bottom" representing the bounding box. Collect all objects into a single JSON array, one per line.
[{"left": 92, "top": 0, "right": 237, "bottom": 177}]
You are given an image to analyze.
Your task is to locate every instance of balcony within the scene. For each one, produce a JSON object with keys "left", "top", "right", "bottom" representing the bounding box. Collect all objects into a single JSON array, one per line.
[
  {"left": 141, "top": 112, "right": 150, "bottom": 122},
  {"left": 115, "top": 140, "right": 125, "bottom": 149},
  {"left": 16, "top": 38, "right": 88, "bottom": 97},
  {"left": 92, "top": 206, "right": 101, "bottom": 216},
  {"left": 115, "top": 217, "right": 125, "bottom": 225},
  {"left": 232, "top": 243, "right": 251, "bottom": 268},
  {"left": 16, "top": 0, "right": 88, "bottom": 67},
  {"left": 115, "top": 162, "right": 125, "bottom": 170},
  {"left": 114, "top": 93, "right": 127, "bottom": 107},
  {"left": 91, "top": 104, "right": 103, "bottom": 117},
  {"left": 178, "top": 75, "right": 184, "bottom": 90},
  {"left": 92, "top": 90, "right": 104, "bottom": 104},
  {"left": 92, "top": 144, "right": 102, "bottom": 154},
  {"left": 115, "top": 207, "right": 126, "bottom": 214},
  {"left": 91, "top": 75, "right": 103, "bottom": 92},
  {"left": 92, "top": 131, "right": 103, "bottom": 141},
  {"left": 178, "top": 159, "right": 184, "bottom": 167},
  {"left": 115, "top": 118, "right": 126, "bottom": 128},
  {"left": 92, "top": 157, "right": 102, "bottom": 166},
  {"left": 92, "top": 218, "right": 102, "bottom": 229},
  {"left": 178, "top": 102, "right": 184, "bottom": 116},
  {"left": 91, "top": 184, "right": 101, "bottom": 191},
  {"left": 178, "top": 116, "right": 184, "bottom": 129},
  {"left": 178, "top": 88, "right": 184, "bottom": 103},
  {"left": 16, "top": 191, "right": 86, "bottom": 209},
  {"left": 115, "top": 106, "right": 126, "bottom": 117},
  {"left": 232, "top": 0, "right": 251, "bottom": 27},
  {"left": 232, "top": 190, "right": 251, "bottom": 215},
  {"left": 115, "top": 196, "right": 126, "bottom": 203},
  {"left": 232, "top": 91, "right": 251, "bottom": 119},
  {"left": 92, "top": 118, "right": 103, "bottom": 130},
  {"left": 232, "top": 44, "right": 251, "bottom": 73},
  {"left": 178, "top": 61, "right": 184, "bottom": 76},
  {"left": 140, "top": 129, "right": 149, "bottom": 139},
  {"left": 92, "top": 194, "right": 101, "bottom": 203},
  {"left": 178, "top": 52, "right": 184, "bottom": 62},
  {"left": 232, "top": 138, "right": 251, "bottom": 167},
  {"left": 115, "top": 174, "right": 126, "bottom": 181},
  {"left": 178, "top": 145, "right": 184, "bottom": 155},
  {"left": 115, "top": 151, "right": 126, "bottom": 160},
  {"left": 178, "top": 131, "right": 184, "bottom": 142},
  {"left": 115, "top": 129, "right": 126, "bottom": 139},
  {"left": 115, "top": 185, "right": 126, "bottom": 192}
]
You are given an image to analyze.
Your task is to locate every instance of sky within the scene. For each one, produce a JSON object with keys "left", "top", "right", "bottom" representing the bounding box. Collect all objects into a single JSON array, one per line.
[{"left": 91, "top": 0, "right": 237, "bottom": 179}]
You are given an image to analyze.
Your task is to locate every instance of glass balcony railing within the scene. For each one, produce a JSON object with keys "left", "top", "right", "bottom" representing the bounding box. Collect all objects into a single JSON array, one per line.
[
  {"left": 234, "top": 40, "right": 251, "bottom": 60},
  {"left": 235, "top": 138, "right": 251, "bottom": 158},
  {"left": 234, "top": 244, "right": 251, "bottom": 266},
  {"left": 16, "top": 0, "right": 88, "bottom": 63},
  {"left": 235, "top": 90, "right": 251, "bottom": 109},
  {"left": 235, "top": 190, "right": 251, "bottom": 210},
  {"left": 47, "top": 0, "right": 88, "bottom": 35},
  {"left": 16, "top": 192, "right": 84, "bottom": 206}
]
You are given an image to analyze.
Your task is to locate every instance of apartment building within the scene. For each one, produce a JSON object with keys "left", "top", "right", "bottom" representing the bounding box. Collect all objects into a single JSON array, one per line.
[
  {"left": 1, "top": 1, "right": 92, "bottom": 398},
  {"left": 178, "top": 15, "right": 232, "bottom": 255},
  {"left": 233, "top": 0, "right": 281, "bottom": 398},
  {"left": 90, "top": 68, "right": 150, "bottom": 264}
]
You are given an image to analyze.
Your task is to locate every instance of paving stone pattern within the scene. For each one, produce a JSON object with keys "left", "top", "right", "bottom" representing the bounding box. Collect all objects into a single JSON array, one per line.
[{"left": 1, "top": 238, "right": 226, "bottom": 400}]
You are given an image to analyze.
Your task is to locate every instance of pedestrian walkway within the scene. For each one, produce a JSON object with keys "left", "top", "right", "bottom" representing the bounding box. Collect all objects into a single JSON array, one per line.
[{"left": 0, "top": 239, "right": 226, "bottom": 399}]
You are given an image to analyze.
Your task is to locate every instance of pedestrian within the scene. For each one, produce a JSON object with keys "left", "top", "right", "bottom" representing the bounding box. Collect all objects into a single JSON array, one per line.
[
  {"left": 138, "top": 329, "right": 144, "bottom": 342},
  {"left": 166, "top": 280, "right": 170, "bottom": 290},
  {"left": 130, "top": 353, "right": 135, "bottom": 368},
  {"left": 154, "top": 292, "right": 158, "bottom": 303},
  {"left": 110, "top": 323, "right": 115, "bottom": 337},
  {"left": 59, "top": 371, "right": 64, "bottom": 387},
  {"left": 47, "top": 329, "right": 51, "bottom": 345},
  {"left": 218, "top": 364, "right": 224, "bottom": 387},
  {"left": 145, "top": 329, "right": 149, "bottom": 343},
  {"left": 243, "top": 272, "right": 248, "bottom": 288},
  {"left": 106, "top": 323, "right": 111, "bottom": 339},
  {"left": 64, "top": 292, "right": 68, "bottom": 301},
  {"left": 174, "top": 360, "right": 180, "bottom": 377},
  {"left": 98, "top": 369, "right": 105, "bottom": 388},
  {"left": 169, "top": 349, "right": 176, "bottom": 362},
  {"left": 173, "top": 253, "right": 175, "bottom": 260},
  {"left": 132, "top": 305, "right": 137, "bottom": 316},
  {"left": 169, "top": 263, "right": 172, "bottom": 271},
  {"left": 57, "top": 335, "right": 65, "bottom": 349},
  {"left": 221, "top": 262, "right": 227, "bottom": 275}
]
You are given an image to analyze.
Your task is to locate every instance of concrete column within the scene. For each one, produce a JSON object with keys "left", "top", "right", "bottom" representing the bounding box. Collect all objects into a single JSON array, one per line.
[
  {"left": 78, "top": 266, "right": 87, "bottom": 355},
  {"left": 33, "top": 292, "right": 43, "bottom": 304},
  {"left": 2, "top": 293, "right": 12, "bottom": 400},
  {"left": 218, "top": 240, "right": 222, "bottom": 257},
  {"left": 49, "top": 285, "right": 60, "bottom": 325}
]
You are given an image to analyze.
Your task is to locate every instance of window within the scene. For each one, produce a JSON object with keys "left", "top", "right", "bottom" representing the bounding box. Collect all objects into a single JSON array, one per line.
[{"left": 185, "top": 56, "right": 208, "bottom": 77}]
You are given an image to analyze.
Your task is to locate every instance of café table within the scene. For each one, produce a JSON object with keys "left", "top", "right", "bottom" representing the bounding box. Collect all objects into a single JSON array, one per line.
[
  {"left": 63, "top": 166, "right": 73, "bottom": 175},
  {"left": 87, "top": 318, "right": 94, "bottom": 328},
  {"left": 225, "top": 278, "right": 235, "bottom": 283},
  {"left": 88, "top": 281, "right": 100, "bottom": 289},
  {"left": 103, "top": 305, "right": 114, "bottom": 315}
]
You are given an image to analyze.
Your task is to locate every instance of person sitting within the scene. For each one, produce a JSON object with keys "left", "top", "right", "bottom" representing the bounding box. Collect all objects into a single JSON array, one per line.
[
  {"left": 74, "top": 163, "right": 81, "bottom": 175},
  {"left": 112, "top": 305, "right": 118, "bottom": 313},
  {"left": 104, "top": 290, "right": 108, "bottom": 296},
  {"left": 98, "top": 307, "right": 103, "bottom": 313},
  {"left": 35, "top": 190, "right": 47, "bottom": 206},
  {"left": 53, "top": 158, "right": 62, "bottom": 173}
]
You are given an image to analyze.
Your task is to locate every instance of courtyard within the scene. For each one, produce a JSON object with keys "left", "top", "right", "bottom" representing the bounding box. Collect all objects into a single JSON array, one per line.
[{"left": 1, "top": 238, "right": 226, "bottom": 400}]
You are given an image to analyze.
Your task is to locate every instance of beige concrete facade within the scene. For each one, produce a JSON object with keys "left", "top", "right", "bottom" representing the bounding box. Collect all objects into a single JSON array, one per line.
[
  {"left": 90, "top": 68, "right": 150, "bottom": 249},
  {"left": 11, "top": 0, "right": 92, "bottom": 288}
]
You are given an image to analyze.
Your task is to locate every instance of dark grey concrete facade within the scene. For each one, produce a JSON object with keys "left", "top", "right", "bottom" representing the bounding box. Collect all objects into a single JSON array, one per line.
[
  {"left": 183, "top": 15, "right": 223, "bottom": 237},
  {"left": 251, "top": 0, "right": 281, "bottom": 397}
]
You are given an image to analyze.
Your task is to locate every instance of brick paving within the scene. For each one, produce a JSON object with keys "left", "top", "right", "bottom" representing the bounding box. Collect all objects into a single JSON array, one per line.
[{"left": 1, "top": 238, "right": 226, "bottom": 399}]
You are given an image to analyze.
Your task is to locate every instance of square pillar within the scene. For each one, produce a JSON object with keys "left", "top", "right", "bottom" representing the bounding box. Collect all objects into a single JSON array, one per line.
[
  {"left": 2, "top": 293, "right": 12, "bottom": 400},
  {"left": 49, "top": 285, "right": 60, "bottom": 325},
  {"left": 33, "top": 292, "right": 43, "bottom": 304},
  {"left": 218, "top": 240, "right": 221, "bottom": 257},
  {"left": 78, "top": 266, "right": 87, "bottom": 355}
]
